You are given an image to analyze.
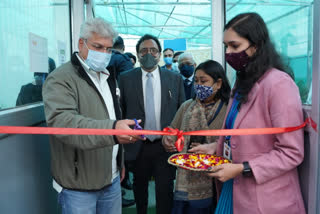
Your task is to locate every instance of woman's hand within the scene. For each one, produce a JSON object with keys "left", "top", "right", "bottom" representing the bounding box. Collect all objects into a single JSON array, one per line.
[
  {"left": 188, "top": 142, "right": 217, "bottom": 154},
  {"left": 162, "top": 136, "right": 177, "bottom": 152},
  {"left": 207, "top": 163, "right": 244, "bottom": 182},
  {"left": 189, "top": 142, "right": 200, "bottom": 148}
]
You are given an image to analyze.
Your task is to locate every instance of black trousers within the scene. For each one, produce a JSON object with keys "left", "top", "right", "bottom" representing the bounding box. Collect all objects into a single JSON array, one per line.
[{"left": 132, "top": 139, "right": 176, "bottom": 214}]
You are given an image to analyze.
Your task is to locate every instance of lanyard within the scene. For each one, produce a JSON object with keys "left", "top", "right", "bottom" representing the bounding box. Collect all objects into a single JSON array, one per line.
[
  {"left": 225, "top": 93, "right": 240, "bottom": 141},
  {"left": 207, "top": 101, "right": 224, "bottom": 126},
  {"left": 187, "top": 101, "right": 224, "bottom": 151}
]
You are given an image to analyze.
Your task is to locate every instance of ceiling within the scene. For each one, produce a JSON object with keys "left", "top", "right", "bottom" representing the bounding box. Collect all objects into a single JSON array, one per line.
[{"left": 94, "top": 0, "right": 314, "bottom": 50}]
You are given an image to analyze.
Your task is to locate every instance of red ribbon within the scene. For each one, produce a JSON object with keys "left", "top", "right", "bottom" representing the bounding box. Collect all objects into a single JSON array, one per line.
[
  {"left": 163, "top": 127, "right": 185, "bottom": 152},
  {"left": 0, "top": 117, "right": 317, "bottom": 152}
]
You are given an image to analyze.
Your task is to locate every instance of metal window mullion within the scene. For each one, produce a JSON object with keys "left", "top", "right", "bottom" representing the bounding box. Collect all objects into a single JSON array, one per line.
[
  {"left": 211, "top": 0, "right": 225, "bottom": 66},
  {"left": 70, "top": 0, "right": 85, "bottom": 52},
  {"left": 310, "top": 0, "right": 320, "bottom": 213}
]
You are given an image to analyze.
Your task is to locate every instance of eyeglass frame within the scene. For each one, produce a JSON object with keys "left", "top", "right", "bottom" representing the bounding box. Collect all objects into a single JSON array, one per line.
[
  {"left": 84, "top": 39, "right": 113, "bottom": 54},
  {"left": 138, "top": 48, "right": 160, "bottom": 56}
]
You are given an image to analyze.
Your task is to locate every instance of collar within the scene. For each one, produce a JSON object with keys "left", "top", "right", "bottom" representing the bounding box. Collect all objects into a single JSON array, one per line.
[
  {"left": 141, "top": 66, "right": 160, "bottom": 79},
  {"left": 181, "top": 73, "right": 194, "bottom": 81}
]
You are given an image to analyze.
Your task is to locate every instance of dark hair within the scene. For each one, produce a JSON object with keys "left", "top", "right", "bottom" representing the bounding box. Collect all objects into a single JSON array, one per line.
[
  {"left": 124, "top": 52, "right": 136, "bottom": 63},
  {"left": 113, "top": 36, "right": 124, "bottom": 50},
  {"left": 48, "top": 57, "right": 56, "bottom": 73},
  {"left": 34, "top": 72, "right": 48, "bottom": 79},
  {"left": 225, "top": 12, "right": 289, "bottom": 107},
  {"left": 136, "top": 34, "right": 162, "bottom": 53},
  {"left": 173, "top": 51, "right": 184, "bottom": 58},
  {"left": 163, "top": 48, "right": 174, "bottom": 53},
  {"left": 195, "top": 60, "right": 231, "bottom": 104}
]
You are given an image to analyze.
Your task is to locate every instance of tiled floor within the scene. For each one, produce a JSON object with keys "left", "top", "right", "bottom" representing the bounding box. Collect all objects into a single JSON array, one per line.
[{"left": 122, "top": 207, "right": 156, "bottom": 214}]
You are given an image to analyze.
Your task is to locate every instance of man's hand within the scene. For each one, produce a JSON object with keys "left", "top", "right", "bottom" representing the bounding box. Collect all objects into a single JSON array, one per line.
[
  {"left": 115, "top": 119, "right": 145, "bottom": 144},
  {"left": 120, "top": 167, "right": 125, "bottom": 182}
]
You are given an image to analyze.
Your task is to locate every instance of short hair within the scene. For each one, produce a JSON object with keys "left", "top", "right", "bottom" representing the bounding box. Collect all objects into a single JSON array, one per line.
[
  {"left": 163, "top": 48, "right": 174, "bottom": 54},
  {"left": 195, "top": 60, "right": 231, "bottom": 103},
  {"left": 136, "top": 34, "right": 162, "bottom": 53},
  {"left": 48, "top": 57, "right": 56, "bottom": 73},
  {"left": 79, "top": 18, "right": 118, "bottom": 41},
  {"left": 113, "top": 36, "right": 124, "bottom": 50},
  {"left": 173, "top": 51, "right": 184, "bottom": 58},
  {"left": 34, "top": 72, "right": 48, "bottom": 79},
  {"left": 178, "top": 52, "right": 195, "bottom": 64},
  {"left": 124, "top": 52, "right": 136, "bottom": 63}
]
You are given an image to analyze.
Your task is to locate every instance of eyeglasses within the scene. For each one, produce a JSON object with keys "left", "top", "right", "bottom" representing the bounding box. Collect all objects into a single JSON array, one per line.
[
  {"left": 85, "top": 40, "right": 112, "bottom": 53},
  {"left": 139, "top": 48, "right": 159, "bottom": 56}
]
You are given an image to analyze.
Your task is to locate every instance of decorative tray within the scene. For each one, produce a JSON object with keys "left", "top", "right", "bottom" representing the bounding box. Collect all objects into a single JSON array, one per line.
[{"left": 168, "top": 153, "right": 230, "bottom": 171}]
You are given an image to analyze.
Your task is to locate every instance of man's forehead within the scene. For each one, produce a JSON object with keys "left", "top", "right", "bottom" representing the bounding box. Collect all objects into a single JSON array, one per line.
[
  {"left": 88, "top": 33, "right": 113, "bottom": 45},
  {"left": 140, "top": 39, "right": 158, "bottom": 48},
  {"left": 179, "top": 57, "right": 193, "bottom": 64}
]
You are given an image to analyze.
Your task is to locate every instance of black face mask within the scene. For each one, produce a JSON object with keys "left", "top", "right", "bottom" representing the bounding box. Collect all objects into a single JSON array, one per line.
[
  {"left": 179, "top": 64, "right": 194, "bottom": 78},
  {"left": 139, "top": 53, "right": 158, "bottom": 70},
  {"left": 225, "top": 46, "right": 251, "bottom": 72}
]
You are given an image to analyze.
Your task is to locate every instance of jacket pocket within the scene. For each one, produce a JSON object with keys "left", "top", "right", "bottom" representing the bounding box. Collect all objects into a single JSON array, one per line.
[{"left": 74, "top": 149, "right": 78, "bottom": 180}]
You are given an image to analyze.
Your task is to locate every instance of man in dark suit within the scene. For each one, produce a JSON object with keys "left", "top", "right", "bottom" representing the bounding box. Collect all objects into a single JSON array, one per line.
[
  {"left": 119, "top": 34, "right": 185, "bottom": 214},
  {"left": 178, "top": 52, "right": 197, "bottom": 100}
]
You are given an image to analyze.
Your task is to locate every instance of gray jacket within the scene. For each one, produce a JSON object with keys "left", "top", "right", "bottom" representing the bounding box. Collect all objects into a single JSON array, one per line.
[{"left": 43, "top": 53, "right": 124, "bottom": 191}]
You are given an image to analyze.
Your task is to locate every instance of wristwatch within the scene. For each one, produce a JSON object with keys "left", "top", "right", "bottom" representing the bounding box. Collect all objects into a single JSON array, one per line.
[{"left": 242, "top": 161, "right": 253, "bottom": 177}]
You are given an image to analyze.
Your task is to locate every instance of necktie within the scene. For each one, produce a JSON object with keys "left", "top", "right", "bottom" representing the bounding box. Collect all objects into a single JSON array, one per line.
[
  {"left": 184, "top": 78, "right": 191, "bottom": 85},
  {"left": 145, "top": 73, "right": 157, "bottom": 141}
]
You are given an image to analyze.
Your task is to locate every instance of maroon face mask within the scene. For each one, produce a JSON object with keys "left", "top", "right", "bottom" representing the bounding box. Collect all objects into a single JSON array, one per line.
[{"left": 225, "top": 48, "right": 250, "bottom": 72}]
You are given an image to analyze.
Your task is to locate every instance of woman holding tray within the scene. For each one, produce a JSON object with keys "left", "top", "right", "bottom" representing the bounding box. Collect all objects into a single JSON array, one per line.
[
  {"left": 163, "top": 59, "right": 231, "bottom": 214},
  {"left": 190, "top": 13, "right": 306, "bottom": 214}
]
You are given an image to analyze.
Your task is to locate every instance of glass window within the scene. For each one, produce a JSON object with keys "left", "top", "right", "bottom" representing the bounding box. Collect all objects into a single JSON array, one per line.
[
  {"left": 0, "top": 0, "right": 71, "bottom": 110},
  {"left": 225, "top": 0, "right": 314, "bottom": 104}
]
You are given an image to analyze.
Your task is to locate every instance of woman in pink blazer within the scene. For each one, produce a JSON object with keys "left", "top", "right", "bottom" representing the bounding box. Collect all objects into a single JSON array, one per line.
[{"left": 190, "top": 13, "right": 306, "bottom": 214}]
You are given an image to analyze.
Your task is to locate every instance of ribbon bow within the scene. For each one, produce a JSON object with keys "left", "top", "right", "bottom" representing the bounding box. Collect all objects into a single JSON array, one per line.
[{"left": 163, "top": 127, "right": 185, "bottom": 152}]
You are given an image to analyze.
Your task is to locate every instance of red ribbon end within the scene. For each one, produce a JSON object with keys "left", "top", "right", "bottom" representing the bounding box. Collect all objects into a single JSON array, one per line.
[{"left": 307, "top": 117, "right": 318, "bottom": 132}]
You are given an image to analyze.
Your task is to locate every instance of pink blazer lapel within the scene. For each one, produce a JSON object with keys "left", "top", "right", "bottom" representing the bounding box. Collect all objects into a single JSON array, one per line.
[
  {"left": 233, "top": 83, "right": 260, "bottom": 129},
  {"left": 217, "top": 81, "right": 260, "bottom": 155}
]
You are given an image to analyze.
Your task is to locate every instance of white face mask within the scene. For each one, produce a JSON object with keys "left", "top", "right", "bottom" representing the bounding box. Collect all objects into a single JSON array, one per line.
[
  {"left": 84, "top": 42, "right": 111, "bottom": 72},
  {"left": 172, "top": 62, "right": 179, "bottom": 71}
]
